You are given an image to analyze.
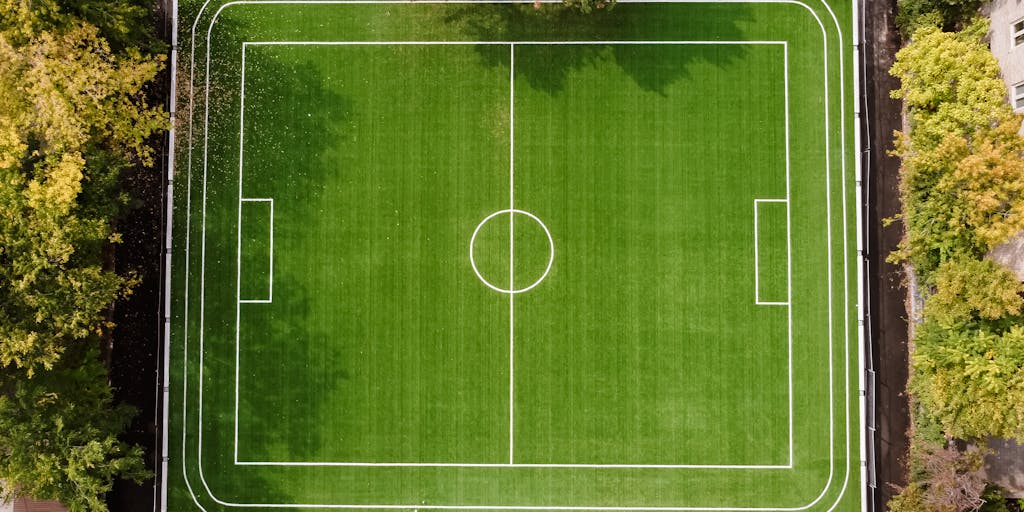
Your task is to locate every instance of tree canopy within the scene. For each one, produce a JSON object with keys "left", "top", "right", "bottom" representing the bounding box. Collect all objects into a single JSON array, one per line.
[
  {"left": 890, "top": 22, "right": 1008, "bottom": 141},
  {"left": 889, "top": 19, "right": 1024, "bottom": 277},
  {"left": 0, "top": 0, "right": 164, "bottom": 509},
  {"left": 0, "top": 18, "right": 161, "bottom": 375},
  {"left": 912, "top": 322, "right": 1024, "bottom": 441},
  {"left": 887, "top": 442, "right": 989, "bottom": 512},
  {"left": 0, "top": 346, "right": 147, "bottom": 511},
  {"left": 887, "top": 16, "right": 1024, "bottom": 512},
  {"left": 923, "top": 258, "right": 1024, "bottom": 327},
  {"left": 0, "top": 0, "right": 159, "bottom": 51}
]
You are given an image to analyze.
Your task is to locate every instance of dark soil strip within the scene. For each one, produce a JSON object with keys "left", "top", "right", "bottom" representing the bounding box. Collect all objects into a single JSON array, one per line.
[
  {"left": 106, "top": 2, "right": 174, "bottom": 510},
  {"left": 107, "top": 152, "right": 163, "bottom": 512},
  {"left": 862, "top": 0, "right": 911, "bottom": 508}
]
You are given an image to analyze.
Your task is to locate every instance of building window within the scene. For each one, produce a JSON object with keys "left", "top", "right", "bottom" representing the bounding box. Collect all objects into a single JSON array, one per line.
[
  {"left": 1014, "top": 18, "right": 1024, "bottom": 47},
  {"left": 1015, "top": 82, "right": 1024, "bottom": 111}
]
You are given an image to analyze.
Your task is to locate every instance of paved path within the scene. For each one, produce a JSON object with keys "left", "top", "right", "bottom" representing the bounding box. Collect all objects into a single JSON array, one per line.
[{"left": 985, "top": 437, "right": 1024, "bottom": 498}]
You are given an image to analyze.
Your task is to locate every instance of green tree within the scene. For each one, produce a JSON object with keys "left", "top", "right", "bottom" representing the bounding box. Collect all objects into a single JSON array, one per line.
[
  {"left": 0, "top": 2, "right": 163, "bottom": 507},
  {"left": 888, "top": 16, "right": 1024, "bottom": 512},
  {"left": 924, "top": 258, "right": 1024, "bottom": 327},
  {"left": 891, "top": 117, "right": 1024, "bottom": 277},
  {"left": 894, "top": 0, "right": 983, "bottom": 36},
  {"left": 0, "top": 0, "right": 159, "bottom": 51},
  {"left": 890, "top": 20, "right": 1010, "bottom": 148},
  {"left": 889, "top": 482, "right": 928, "bottom": 512},
  {"left": 890, "top": 129, "right": 980, "bottom": 273},
  {"left": 0, "top": 22, "right": 165, "bottom": 167},
  {"left": 912, "top": 322, "right": 1024, "bottom": 441},
  {"left": 0, "top": 346, "right": 148, "bottom": 511}
]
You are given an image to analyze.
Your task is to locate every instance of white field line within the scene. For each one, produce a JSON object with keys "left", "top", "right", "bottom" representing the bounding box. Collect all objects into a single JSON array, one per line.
[
  {"left": 177, "top": 1, "right": 854, "bottom": 510},
  {"left": 235, "top": 462, "right": 790, "bottom": 468},
  {"left": 232, "top": 42, "right": 245, "bottom": 465},
  {"left": 752, "top": 198, "right": 789, "bottom": 306},
  {"left": 233, "top": 41, "right": 788, "bottom": 469},
  {"left": 178, "top": 0, "right": 204, "bottom": 509},
  {"left": 246, "top": 40, "right": 789, "bottom": 45},
  {"left": 198, "top": 39, "right": 817, "bottom": 505},
  {"left": 237, "top": 197, "right": 276, "bottom": 305},
  {"left": 468, "top": 209, "right": 555, "bottom": 294},
  {"left": 752, "top": 193, "right": 793, "bottom": 467},
  {"left": 194, "top": 42, "right": 822, "bottom": 509}
]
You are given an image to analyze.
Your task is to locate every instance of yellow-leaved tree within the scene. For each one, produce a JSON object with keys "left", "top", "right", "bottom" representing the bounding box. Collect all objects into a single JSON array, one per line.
[
  {"left": 889, "top": 18, "right": 1024, "bottom": 277},
  {"left": 0, "top": 3, "right": 165, "bottom": 509},
  {"left": 0, "top": 20, "right": 162, "bottom": 374}
]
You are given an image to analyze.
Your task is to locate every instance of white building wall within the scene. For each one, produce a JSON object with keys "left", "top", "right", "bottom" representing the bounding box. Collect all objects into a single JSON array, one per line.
[{"left": 989, "top": 0, "right": 1024, "bottom": 113}]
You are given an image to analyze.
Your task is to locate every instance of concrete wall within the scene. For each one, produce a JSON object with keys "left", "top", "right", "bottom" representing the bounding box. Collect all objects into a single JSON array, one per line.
[{"left": 989, "top": 0, "right": 1024, "bottom": 112}]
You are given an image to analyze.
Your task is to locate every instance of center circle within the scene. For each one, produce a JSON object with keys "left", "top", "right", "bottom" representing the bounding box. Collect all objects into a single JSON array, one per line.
[{"left": 469, "top": 209, "right": 555, "bottom": 294}]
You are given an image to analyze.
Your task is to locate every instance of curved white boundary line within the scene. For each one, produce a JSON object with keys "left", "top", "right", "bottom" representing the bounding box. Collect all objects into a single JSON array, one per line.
[
  {"left": 469, "top": 209, "right": 555, "bottom": 294},
  {"left": 188, "top": 2, "right": 843, "bottom": 509},
  {"left": 185, "top": 1, "right": 850, "bottom": 510},
  {"left": 174, "top": 0, "right": 855, "bottom": 510}
]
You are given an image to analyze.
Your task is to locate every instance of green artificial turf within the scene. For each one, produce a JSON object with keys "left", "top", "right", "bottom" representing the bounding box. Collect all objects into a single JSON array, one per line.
[{"left": 169, "top": 1, "right": 860, "bottom": 510}]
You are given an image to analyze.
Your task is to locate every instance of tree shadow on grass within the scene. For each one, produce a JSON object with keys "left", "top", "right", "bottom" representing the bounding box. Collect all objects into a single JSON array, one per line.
[
  {"left": 233, "top": 47, "right": 355, "bottom": 465},
  {"left": 189, "top": 12, "right": 357, "bottom": 503},
  {"left": 440, "top": 2, "right": 755, "bottom": 96}
]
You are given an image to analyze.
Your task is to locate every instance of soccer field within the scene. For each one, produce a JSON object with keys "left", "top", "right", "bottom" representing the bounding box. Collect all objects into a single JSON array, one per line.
[{"left": 166, "top": 0, "right": 863, "bottom": 510}]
